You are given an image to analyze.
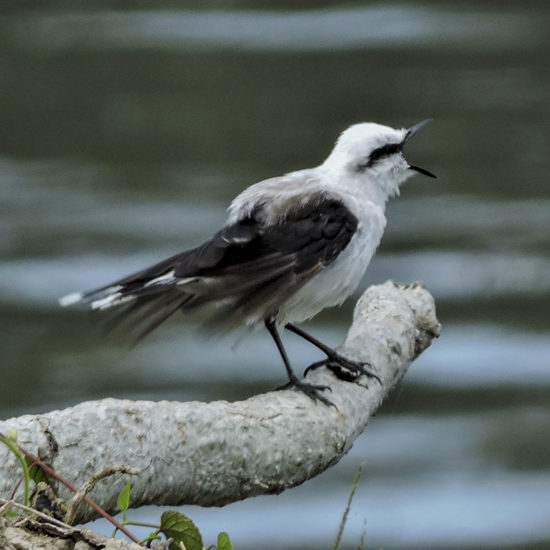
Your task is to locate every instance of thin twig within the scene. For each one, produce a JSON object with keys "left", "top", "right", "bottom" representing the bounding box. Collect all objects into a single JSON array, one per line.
[
  {"left": 0, "top": 497, "right": 74, "bottom": 530},
  {"left": 66, "top": 464, "right": 141, "bottom": 525},
  {"left": 0, "top": 431, "right": 141, "bottom": 544}
]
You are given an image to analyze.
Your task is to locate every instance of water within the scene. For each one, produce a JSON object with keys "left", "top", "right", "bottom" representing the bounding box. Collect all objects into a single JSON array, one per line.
[{"left": 1, "top": 2, "right": 549, "bottom": 549}]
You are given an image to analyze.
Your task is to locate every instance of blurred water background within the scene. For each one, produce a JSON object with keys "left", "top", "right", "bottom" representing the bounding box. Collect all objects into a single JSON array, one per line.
[{"left": 1, "top": 1, "right": 550, "bottom": 549}]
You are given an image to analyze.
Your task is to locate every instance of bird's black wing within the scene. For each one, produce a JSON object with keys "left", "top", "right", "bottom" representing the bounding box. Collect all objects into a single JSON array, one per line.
[
  {"left": 216, "top": 195, "right": 359, "bottom": 330},
  {"left": 81, "top": 193, "right": 358, "bottom": 339}
]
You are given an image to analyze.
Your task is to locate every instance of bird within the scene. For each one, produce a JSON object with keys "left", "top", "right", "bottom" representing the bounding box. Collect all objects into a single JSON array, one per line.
[{"left": 60, "top": 120, "right": 435, "bottom": 405}]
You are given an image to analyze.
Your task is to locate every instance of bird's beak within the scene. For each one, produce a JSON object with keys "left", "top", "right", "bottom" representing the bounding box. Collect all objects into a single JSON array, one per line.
[{"left": 404, "top": 119, "right": 437, "bottom": 178}]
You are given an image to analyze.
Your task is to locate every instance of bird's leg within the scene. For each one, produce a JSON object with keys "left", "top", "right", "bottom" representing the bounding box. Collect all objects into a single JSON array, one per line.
[
  {"left": 284, "top": 322, "right": 381, "bottom": 383},
  {"left": 264, "top": 319, "right": 334, "bottom": 407}
]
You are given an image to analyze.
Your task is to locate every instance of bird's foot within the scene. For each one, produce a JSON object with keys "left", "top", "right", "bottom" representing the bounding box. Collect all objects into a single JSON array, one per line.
[
  {"left": 276, "top": 377, "right": 335, "bottom": 408},
  {"left": 304, "top": 353, "right": 381, "bottom": 385}
]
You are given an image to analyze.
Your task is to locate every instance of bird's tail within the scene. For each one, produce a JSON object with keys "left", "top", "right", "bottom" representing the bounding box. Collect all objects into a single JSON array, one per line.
[
  {"left": 59, "top": 250, "right": 198, "bottom": 343},
  {"left": 59, "top": 242, "right": 307, "bottom": 341}
]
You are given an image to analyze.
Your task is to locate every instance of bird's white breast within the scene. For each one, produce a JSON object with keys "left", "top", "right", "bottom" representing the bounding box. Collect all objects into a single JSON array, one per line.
[{"left": 276, "top": 198, "right": 386, "bottom": 325}]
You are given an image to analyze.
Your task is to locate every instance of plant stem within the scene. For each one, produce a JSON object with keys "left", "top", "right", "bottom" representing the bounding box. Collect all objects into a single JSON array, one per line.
[
  {"left": 0, "top": 433, "right": 30, "bottom": 506},
  {"left": 332, "top": 462, "right": 365, "bottom": 550}
]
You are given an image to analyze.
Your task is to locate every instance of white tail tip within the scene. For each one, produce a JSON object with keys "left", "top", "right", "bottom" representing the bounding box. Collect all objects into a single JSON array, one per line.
[
  {"left": 59, "top": 292, "right": 84, "bottom": 307},
  {"left": 91, "top": 292, "right": 134, "bottom": 311}
]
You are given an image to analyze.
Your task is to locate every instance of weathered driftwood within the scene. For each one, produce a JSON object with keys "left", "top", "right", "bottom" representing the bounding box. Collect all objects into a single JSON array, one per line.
[{"left": 0, "top": 281, "right": 440, "bottom": 527}]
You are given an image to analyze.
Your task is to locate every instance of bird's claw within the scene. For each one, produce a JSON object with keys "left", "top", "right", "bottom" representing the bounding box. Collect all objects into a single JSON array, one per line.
[
  {"left": 276, "top": 378, "right": 335, "bottom": 408},
  {"left": 304, "top": 354, "right": 381, "bottom": 385}
]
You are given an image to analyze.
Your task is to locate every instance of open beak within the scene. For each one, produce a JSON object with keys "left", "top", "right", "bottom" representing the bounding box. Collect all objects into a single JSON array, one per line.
[{"left": 404, "top": 119, "right": 437, "bottom": 178}]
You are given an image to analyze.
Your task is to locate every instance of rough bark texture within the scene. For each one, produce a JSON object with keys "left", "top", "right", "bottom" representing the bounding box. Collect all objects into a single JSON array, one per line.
[{"left": 0, "top": 281, "right": 440, "bottom": 529}]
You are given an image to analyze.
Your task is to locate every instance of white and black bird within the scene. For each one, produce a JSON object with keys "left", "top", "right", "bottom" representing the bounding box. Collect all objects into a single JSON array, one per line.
[{"left": 60, "top": 120, "right": 435, "bottom": 405}]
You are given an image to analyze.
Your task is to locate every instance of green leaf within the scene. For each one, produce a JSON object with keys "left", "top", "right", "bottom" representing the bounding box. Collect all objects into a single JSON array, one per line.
[
  {"left": 117, "top": 480, "right": 132, "bottom": 512},
  {"left": 217, "top": 531, "right": 233, "bottom": 550},
  {"left": 0, "top": 431, "right": 31, "bottom": 506},
  {"left": 24, "top": 457, "right": 49, "bottom": 485},
  {"left": 160, "top": 510, "right": 203, "bottom": 550}
]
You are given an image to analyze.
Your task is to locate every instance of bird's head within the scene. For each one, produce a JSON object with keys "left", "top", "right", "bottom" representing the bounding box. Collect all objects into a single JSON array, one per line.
[{"left": 323, "top": 120, "right": 436, "bottom": 201}]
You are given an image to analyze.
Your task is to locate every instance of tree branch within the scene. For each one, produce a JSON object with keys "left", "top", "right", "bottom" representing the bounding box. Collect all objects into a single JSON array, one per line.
[{"left": 0, "top": 281, "right": 440, "bottom": 525}]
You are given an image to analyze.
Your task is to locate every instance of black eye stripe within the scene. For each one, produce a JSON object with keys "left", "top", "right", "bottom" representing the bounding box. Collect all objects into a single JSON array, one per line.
[
  {"left": 367, "top": 142, "right": 402, "bottom": 164},
  {"left": 355, "top": 142, "right": 404, "bottom": 172}
]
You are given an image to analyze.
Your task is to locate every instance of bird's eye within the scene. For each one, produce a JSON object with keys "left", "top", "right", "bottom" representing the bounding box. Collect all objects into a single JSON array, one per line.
[{"left": 357, "top": 142, "right": 402, "bottom": 171}]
